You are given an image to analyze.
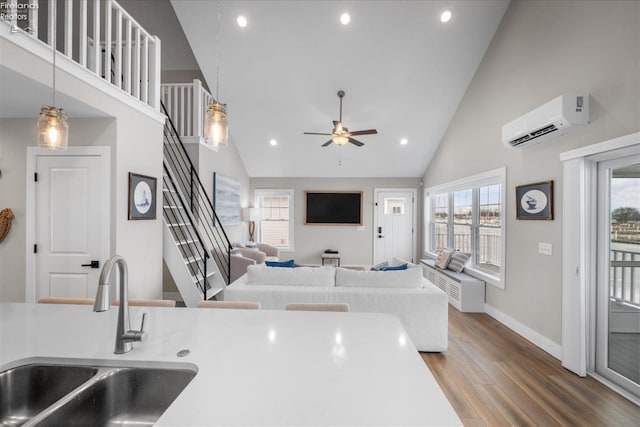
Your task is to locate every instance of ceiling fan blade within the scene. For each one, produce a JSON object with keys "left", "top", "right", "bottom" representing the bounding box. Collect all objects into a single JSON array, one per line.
[
  {"left": 348, "top": 137, "right": 365, "bottom": 147},
  {"left": 346, "top": 129, "right": 378, "bottom": 136},
  {"left": 321, "top": 140, "right": 334, "bottom": 147},
  {"left": 304, "top": 132, "right": 332, "bottom": 136}
]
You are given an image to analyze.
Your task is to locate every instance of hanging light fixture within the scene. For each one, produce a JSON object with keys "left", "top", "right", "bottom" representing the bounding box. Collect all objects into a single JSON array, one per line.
[
  {"left": 205, "top": 0, "right": 229, "bottom": 149},
  {"left": 37, "top": 2, "right": 68, "bottom": 150}
]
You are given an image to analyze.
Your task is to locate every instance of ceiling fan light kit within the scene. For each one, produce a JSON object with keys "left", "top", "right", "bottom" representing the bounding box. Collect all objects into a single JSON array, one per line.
[{"left": 304, "top": 90, "right": 377, "bottom": 148}]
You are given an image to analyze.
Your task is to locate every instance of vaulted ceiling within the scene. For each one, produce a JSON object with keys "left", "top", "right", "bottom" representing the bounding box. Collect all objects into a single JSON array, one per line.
[{"left": 171, "top": 0, "right": 509, "bottom": 178}]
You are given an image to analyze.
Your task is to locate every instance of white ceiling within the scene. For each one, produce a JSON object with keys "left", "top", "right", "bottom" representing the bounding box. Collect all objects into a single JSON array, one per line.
[{"left": 171, "top": 0, "right": 509, "bottom": 178}]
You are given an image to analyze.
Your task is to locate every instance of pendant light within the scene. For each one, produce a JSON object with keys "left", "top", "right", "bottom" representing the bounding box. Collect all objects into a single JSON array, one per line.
[
  {"left": 37, "top": 3, "right": 68, "bottom": 150},
  {"left": 205, "top": 0, "right": 229, "bottom": 149}
]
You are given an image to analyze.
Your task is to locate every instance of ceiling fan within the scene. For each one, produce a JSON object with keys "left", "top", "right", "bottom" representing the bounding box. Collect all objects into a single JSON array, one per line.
[{"left": 304, "top": 90, "right": 377, "bottom": 147}]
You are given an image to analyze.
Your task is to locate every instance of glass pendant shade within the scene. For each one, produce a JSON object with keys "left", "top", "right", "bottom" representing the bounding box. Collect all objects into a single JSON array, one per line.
[
  {"left": 332, "top": 134, "right": 349, "bottom": 146},
  {"left": 37, "top": 106, "right": 68, "bottom": 150},
  {"left": 205, "top": 102, "right": 229, "bottom": 148}
]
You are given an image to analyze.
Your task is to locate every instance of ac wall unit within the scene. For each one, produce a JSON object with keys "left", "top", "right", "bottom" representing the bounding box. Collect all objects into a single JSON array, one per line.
[{"left": 502, "top": 94, "right": 589, "bottom": 149}]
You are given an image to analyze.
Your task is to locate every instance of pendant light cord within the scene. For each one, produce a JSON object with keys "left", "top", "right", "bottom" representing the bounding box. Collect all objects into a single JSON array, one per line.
[
  {"left": 52, "top": 0, "right": 56, "bottom": 107},
  {"left": 215, "top": 0, "right": 221, "bottom": 103}
]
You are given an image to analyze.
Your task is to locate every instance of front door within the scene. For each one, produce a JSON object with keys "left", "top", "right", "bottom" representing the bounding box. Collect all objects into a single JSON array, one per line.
[
  {"left": 595, "top": 154, "right": 640, "bottom": 399},
  {"left": 373, "top": 189, "right": 416, "bottom": 264},
  {"left": 35, "top": 151, "right": 109, "bottom": 300}
]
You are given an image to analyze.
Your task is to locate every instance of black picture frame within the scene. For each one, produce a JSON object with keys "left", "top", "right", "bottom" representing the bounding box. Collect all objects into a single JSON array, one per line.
[
  {"left": 128, "top": 173, "right": 157, "bottom": 220},
  {"left": 515, "top": 180, "right": 553, "bottom": 220}
]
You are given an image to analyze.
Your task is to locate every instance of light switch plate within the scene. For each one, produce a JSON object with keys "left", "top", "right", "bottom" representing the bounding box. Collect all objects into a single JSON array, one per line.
[{"left": 539, "top": 242, "right": 553, "bottom": 256}]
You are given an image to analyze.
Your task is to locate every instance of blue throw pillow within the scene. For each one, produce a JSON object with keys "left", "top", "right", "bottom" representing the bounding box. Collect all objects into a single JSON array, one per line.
[
  {"left": 266, "top": 259, "right": 295, "bottom": 268},
  {"left": 380, "top": 263, "right": 408, "bottom": 271}
]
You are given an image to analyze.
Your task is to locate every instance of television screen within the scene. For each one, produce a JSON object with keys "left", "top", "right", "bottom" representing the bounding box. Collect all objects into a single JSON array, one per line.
[{"left": 305, "top": 191, "right": 363, "bottom": 225}]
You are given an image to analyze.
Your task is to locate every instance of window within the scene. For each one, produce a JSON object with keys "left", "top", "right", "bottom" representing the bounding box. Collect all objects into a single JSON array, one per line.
[
  {"left": 255, "top": 189, "right": 294, "bottom": 251},
  {"left": 424, "top": 168, "right": 505, "bottom": 288}
]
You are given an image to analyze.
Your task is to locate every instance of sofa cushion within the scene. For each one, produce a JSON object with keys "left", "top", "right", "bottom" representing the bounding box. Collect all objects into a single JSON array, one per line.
[
  {"left": 246, "top": 265, "right": 335, "bottom": 287},
  {"left": 335, "top": 266, "right": 423, "bottom": 288},
  {"left": 391, "top": 257, "right": 420, "bottom": 269}
]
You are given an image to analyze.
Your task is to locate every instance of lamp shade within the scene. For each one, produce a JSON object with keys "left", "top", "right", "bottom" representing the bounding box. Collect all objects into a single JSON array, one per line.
[
  {"left": 37, "top": 106, "right": 68, "bottom": 150},
  {"left": 243, "top": 207, "right": 262, "bottom": 222},
  {"left": 205, "top": 101, "right": 228, "bottom": 148}
]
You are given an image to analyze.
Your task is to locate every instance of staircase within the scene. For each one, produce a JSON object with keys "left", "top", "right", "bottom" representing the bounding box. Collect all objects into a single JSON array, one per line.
[{"left": 161, "top": 102, "right": 232, "bottom": 306}]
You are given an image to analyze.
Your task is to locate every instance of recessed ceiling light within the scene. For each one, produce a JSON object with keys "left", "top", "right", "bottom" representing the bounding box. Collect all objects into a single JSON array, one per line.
[
  {"left": 340, "top": 13, "right": 351, "bottom": 25},
  {"left": 269, "top": 139, "right": 277, "bottom": 146},
  {"left": 440, "top": 10, "right": 452, "bottom": 23},
  {"left": 400, "top": 138, "right": 408, "bottom": 145},
  {"left": 236, "top": 15, "right": 248, "bottom": 28}
]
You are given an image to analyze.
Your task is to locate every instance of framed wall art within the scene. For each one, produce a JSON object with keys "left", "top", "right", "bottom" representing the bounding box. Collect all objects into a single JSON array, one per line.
[
  {"left": 213, "top": 172, "right": 241, "bottom": 226},
  {"left": 128, "top": 173, "right": 157, "bottom": 220},
  {"left": 515, "top": 180, "right": 553, "bottom": 220}
]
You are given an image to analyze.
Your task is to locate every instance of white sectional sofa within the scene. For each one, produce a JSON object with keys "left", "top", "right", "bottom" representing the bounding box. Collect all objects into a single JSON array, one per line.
[{"left": 221, "top": 264, "right": 448, "bottom": 352}]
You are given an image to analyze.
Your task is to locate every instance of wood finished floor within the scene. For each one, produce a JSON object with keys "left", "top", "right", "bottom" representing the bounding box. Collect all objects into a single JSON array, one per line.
[{"left": 421, "top": 307, "right": 640, "bottom": 427}]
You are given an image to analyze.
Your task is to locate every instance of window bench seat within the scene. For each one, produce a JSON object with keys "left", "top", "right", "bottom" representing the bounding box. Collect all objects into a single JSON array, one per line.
[{"left": 421, "top": 259, "right": 485, "bottom": 312}]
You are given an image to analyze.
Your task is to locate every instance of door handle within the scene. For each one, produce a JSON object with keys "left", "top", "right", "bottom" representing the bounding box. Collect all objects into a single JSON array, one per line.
[
  {"left": 81, "top": 260, "right": 100, "bottom": 269},
  {"left": 378, "top": 235, "right": 385, "bottom": 239}
]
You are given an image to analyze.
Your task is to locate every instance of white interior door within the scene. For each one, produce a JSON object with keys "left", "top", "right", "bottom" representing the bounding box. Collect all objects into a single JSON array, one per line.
[
  {"left": 373, "top": 189, "right": 416, "bottom": 264},
  {"left": 35, "top": 153, "right": 109, "bottom": 300}
]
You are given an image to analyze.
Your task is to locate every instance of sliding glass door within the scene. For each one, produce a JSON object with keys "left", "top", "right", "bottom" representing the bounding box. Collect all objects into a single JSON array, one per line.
[{"left": 595, "top": 155, "right": 640, "bottom": 399}]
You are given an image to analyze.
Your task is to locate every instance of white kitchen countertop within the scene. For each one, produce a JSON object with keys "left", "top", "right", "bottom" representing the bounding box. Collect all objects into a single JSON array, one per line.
[{"left": 0, "top": 302, "right": 462, "bottom": 426}]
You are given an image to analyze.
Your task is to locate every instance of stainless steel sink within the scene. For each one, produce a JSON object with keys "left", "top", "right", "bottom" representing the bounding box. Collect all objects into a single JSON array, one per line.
[
  {"left": 0, "top": 360, "right": 196, "bottom": 427},
  {"left": 36, "top": 367, "right": 197, "bottom": 427},
  {"left": 0, "top": 364, "right": 98, "bottom": 427}
]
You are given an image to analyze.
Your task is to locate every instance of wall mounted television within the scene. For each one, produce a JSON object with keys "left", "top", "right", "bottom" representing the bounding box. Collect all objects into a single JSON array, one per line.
[{"left": 305, "top": 191, "right": 363, "bottom": 225}]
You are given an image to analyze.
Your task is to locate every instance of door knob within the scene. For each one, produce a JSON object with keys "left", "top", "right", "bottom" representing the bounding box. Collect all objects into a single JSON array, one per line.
[{"left": 81, "top": 260, "right": 100, "bottom": 268}]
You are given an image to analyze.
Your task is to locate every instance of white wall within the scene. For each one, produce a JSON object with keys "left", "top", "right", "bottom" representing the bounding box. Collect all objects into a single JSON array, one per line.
[
  {"left": 250, "top": 177, "right": 421, "bottom": 265},
  {"left": 422, "top": 0, "right": 640, "bottom": 346},
  {"left": 0, "top": 37, "right": 165, "bottom": 301}
]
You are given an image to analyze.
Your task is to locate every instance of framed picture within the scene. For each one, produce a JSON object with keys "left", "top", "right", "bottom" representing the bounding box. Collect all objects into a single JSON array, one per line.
[
  {"left": 516, "top": 181, "right": 553, "bottom": 220},
  {"left": 213, "top": 172, "right": 241, "bottom": 226},
  {"left": 128, "top": 173, "right": 157, "bottom": 220}
]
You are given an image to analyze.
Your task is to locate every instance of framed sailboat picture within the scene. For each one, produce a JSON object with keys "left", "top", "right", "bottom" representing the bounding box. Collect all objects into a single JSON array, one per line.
[
  {"left": 128, "top": 173, "right": 157, "bottom": 220},
  {"left": 515, "top": 180, "right": 553, "bottom": 220}
]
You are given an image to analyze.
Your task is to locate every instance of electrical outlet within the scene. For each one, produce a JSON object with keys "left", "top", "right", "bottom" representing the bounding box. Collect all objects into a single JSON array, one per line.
[{"left": 538, "top": 242, "right": 553, "bottom": 256}]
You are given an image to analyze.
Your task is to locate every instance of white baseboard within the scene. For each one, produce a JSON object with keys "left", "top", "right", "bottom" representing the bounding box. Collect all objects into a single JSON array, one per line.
[
  {"left": 162, "top": 292, "right": 183, "bottom": 302},
  {"left": 484, "top": 304, "right": 562, "bottom": 360}
]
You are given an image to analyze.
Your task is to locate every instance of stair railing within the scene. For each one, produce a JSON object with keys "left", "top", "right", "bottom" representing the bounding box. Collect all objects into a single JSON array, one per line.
[
  {"left": 162, "top": 102, "right": 232, "bottom": 289},
  {"left": 162, "top": 167, "right": 212, "bottom": 296}
]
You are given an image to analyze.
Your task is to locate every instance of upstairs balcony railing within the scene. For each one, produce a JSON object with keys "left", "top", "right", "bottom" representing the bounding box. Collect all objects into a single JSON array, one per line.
[
  {"left": 160, "top": 79, "right": 214, "bottom": 141},
  {"left": 3, "top": 0, "right": 160, "bottom": 110}
]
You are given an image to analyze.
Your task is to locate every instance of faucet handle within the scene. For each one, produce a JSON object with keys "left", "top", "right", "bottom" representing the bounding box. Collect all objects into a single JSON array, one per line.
[
  {"left": 137, "top": 312, "right": 148, "bottom": 342},
  {"left": 123, "top": 312, "right": 147, "bottom": 342}
]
